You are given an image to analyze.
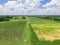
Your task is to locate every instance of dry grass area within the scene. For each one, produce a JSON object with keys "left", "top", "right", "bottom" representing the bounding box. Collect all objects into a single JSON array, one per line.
[{"left": 31, "top": 23, "right": 60, "bottom": 41}]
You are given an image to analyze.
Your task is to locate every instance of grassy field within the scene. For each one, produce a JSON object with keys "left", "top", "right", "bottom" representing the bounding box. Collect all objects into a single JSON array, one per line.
[
  {"left": 0, "top": 17, "right": 60, "bottom": 45},
  {"left": 0, "top": 21, "right": 26, "bottom": 45},
  {"left": 31, "top": 17, "right": 60, "bottom": 45}
]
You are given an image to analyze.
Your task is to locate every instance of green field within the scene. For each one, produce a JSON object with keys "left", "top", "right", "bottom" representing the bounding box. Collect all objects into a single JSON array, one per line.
[
  {"left": 0, "top": 21, "right": 26, "bottom": 45},
  {"left": 0, "top": 17, "right": 60, "bottom": 45},
  {"left": 31, "top": 17, "right": 60, "bottom": 45}
]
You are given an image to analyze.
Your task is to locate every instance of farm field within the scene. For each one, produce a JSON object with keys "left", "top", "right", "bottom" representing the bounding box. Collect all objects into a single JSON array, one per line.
[
  {"left": 31, "top": 17, "right": 60, "bottom": 45},
  {"left": 0, "top": 21, "right": 26, "bottom": 45},
  {"left": 0, "top": 20, "right": 40, "bottom": 45},
  {"left": 0, "top": 16, "right": 60, "bottom": 45}
]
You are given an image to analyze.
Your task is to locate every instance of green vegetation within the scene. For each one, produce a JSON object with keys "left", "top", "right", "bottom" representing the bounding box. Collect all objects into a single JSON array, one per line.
[
  {"left": 0, "top": 21, "right": 26, "bottom": 45},
  {"left": 31, "top": 17, "right": 60, "bottom": 45},
  {"left": 0, "top": 16, "right": 60, "bottom": 45}
]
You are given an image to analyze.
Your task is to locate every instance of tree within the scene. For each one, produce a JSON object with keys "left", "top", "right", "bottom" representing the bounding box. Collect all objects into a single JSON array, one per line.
[{"left": 0, "top": 16, "right": 12, "bottom": 21}]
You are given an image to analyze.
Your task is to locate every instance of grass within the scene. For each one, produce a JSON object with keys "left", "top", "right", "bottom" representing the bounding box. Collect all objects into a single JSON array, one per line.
[
  {"left": 30, "top": 17, "right": 60, "bottom": 24},
  {"left": 31, "top": 18, "right": 60, "bottom": 45},
  {"left": 0, "top": 21, "right": 26, "bottom": 45},
  {"left": 20, "top": 22, "right": 40, "bottom": 45},
  {"left": 0, "top": 17, "right": 60, "bottom": 45}
]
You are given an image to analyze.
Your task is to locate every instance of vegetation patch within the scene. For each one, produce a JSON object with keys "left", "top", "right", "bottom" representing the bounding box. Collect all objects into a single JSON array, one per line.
[{"left": 31, "top": 22, "right": 60, "bottom": 41}]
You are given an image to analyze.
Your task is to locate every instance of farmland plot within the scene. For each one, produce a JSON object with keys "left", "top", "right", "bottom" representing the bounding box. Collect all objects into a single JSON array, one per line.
[
  {"left": 31, "top": 23, "right": 60, "bottom": 41},
  {"left": 30, "top": 18, "right": 60, "bottom": 45},
  {"left": 0, "top": 21, "right": 26, "bottom": 45},
  {"left": 30, "top": 17, "right": 60, "bottom": 40}
]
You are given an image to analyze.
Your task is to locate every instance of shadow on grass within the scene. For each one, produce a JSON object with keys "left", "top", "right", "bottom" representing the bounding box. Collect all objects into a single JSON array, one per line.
[{"left": 29, "top": 24, "right": 60, "bottom": 45}]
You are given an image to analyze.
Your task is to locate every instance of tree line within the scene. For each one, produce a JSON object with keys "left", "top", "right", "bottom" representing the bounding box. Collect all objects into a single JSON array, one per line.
[
  {"left": 39, "top": 16, "right": 60, "bottom": 21},
  {"left": 0, "top": 16, "right": 26, "bottom": 21}
]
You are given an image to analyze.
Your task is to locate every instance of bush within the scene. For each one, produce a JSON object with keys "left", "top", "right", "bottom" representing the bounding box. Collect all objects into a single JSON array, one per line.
[{"left": 22, "top": 16, "right": 26, "bottom": 19}]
